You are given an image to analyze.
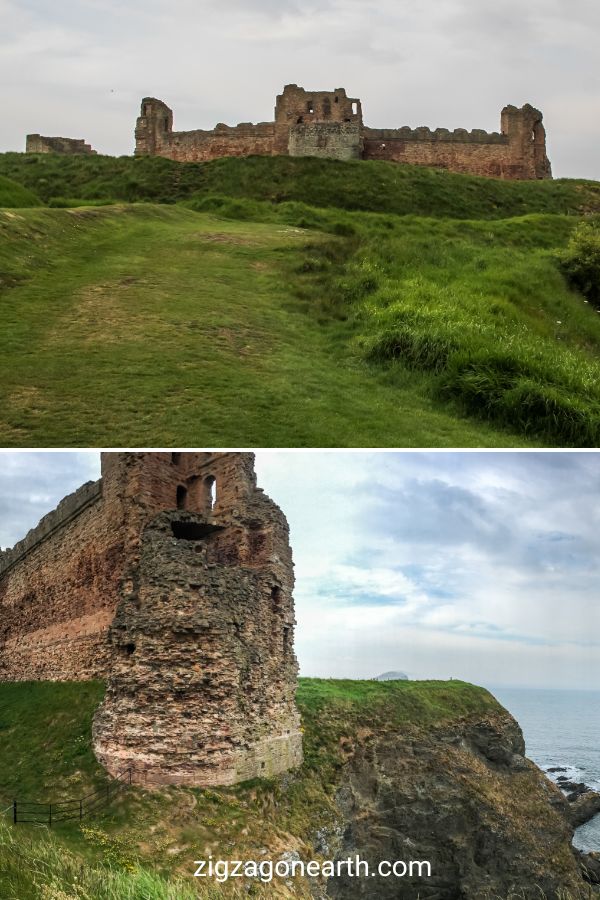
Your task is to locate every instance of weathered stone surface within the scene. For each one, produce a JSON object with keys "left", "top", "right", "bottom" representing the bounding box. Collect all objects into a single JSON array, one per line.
[
  {"left": 0, "top": 453, "right": 303, "bottom": 787},
  {"left": 26, "top": 134, "right": 97, "bottom": 154},
  {"left": 325, "top": 712, "right": 587, "bottom": 899},
  {"left": 134, "top": 85, "right": 552, "bottom": 180},
  {"left": 289, "top": 123, "right": 362, "bottom": 160},
  {"left": 568, "top": 790, "right": 600, "bottom": 828}
]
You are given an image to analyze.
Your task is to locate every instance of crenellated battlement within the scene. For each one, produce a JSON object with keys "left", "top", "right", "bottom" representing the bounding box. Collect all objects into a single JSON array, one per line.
[
  {"left": 363, "top": 126, "right": 508, "bottom": 144},
  {"left": 0, "top": 479, "right": 102, "bottom": 577}
]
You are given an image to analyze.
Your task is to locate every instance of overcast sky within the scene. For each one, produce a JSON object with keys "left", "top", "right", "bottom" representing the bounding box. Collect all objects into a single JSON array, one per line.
[
  {"left": 1, "top": 450, "right": 599, "bottom": 691},
  {"left": 0, "top": 0, "right": 598, "bottom": 178}
]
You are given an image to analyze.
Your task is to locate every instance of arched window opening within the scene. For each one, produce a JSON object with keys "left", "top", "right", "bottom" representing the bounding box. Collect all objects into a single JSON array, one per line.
[
  {"left": 171, "top": 452, "right": 181, "bottom": 465},
  {"left": 351, "top": 102, "right": 358, "bottom": 116},
  {"left": 307, "top": 100, "right": 314, "bottom": 113},
  {"left": 176, "top": 485, "right": 188, "bottom": 510},
  {"left": 205, "top": 475, "right": 217, "bottom": 511},
  {"left": 124, "top": 642, "right": 136, "bottom": 656},
  {"left": 164, "top": 117, "right": 169, "bottom": 132},
  {"left": 271, "top": 586, "right": 282, "bottom": 609}
]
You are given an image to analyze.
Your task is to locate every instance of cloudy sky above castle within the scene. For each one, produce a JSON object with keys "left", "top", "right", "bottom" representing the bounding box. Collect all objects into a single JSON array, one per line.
[
  {"left": 0, "top": 450, "right": 599, "bottom": 691},
  {"left": 1, "top": 0, "right": 598, "bottom": 177}
]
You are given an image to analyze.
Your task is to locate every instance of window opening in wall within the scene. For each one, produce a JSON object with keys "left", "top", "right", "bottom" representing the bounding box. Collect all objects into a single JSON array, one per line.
[
  {"left": 351, "top": 102, "right": 358, "bottom": 115},
  {"left": 334, "top": 96, "right": 339, "bottom": 103},
  {"left": 205, "top": 475, "right": 217, "bottom": 510},
  {"left": 307, "top": 101, "right": 314, "bottom": 113},
  {"left": 125, "top": 642, "right": 136, "bottom": 656},
  {"left": 171, "top": 520, "right": 224, "bottom": 540},
  {"left": 271, "top": 586, "right": 282, "bottom": 609},
  {"left": 176, "top": 485, "right": 187, "bottom": 509},
  {"left": 296, "top": 116, "right": 304, "bottom": 124},
  {"left": 164, "top": 117, "right": 169, "bottom": 132},
  {"left": 143, "top": 104, "right": 148, "bottom": 116},
  {"left": 323, "top": 98, "right": 331, "bottom": 118},
  {"left": 171, "top": 453, "right": 181, "bottom": 465}
]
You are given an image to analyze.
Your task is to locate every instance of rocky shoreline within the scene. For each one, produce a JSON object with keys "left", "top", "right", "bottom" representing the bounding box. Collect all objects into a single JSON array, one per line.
[
  {"left": 544, "top": 765, "right": 600, "bottom": 887},
  {"left": 546, "top": 766, "right": 600, "bottom": 828}
]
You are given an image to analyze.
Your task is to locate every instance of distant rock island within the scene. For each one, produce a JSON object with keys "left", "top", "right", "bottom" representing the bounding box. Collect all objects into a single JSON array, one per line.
[{"left": 373, "top": 670, "right": 409, "bottom": 681}]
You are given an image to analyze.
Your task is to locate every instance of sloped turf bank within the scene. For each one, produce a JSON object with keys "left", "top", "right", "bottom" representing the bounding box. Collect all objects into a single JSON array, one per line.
[
  {"left": 0, "top": 174, "right": 41, "bottom": 207},
  {"left": 186, "top": 196, "right": 600, "bottom": 446},
  {"left": 2, "top": 151, "right": 600, "bottom": 219},
  {"left": 0, "top": 203, "right": 536, "bottom": 448}
]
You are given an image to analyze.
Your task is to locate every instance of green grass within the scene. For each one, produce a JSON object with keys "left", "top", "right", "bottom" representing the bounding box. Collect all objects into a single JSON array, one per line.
[
  {"left": 0, "top": 681, "right": 106, "bottom": 803},
  {"left": 3, "top": 153, "right": 600, "bottom": 446},
  {"left": 0, "top": 174, "right": 41, "bottom": 208},
  {"left": 0, "top": 202, "right": 536, "bottom": 447},
  {"left": 0, "top": 678, "right": 500, "bottom": 899},
  {"left": 2, "top": 152, "right": 600, "bottom": 218}
]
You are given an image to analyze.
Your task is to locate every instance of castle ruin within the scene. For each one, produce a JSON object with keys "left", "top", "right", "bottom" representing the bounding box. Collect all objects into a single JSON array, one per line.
[
  {"left": 135, "top": 84, "right": 552, "bottom": 180},
  {"left": 0, "top": 452, "right": 303, "bottom": 786},
  {"left": 26, "top": 134, "right": 97, "bottom": 155}
]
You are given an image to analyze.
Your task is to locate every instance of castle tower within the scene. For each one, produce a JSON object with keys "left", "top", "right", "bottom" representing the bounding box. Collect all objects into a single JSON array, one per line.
[
  {"left": 134, "top": 98, "right": 174, "bottom": 156},
  {"left": 92, "top": 452, "right": 303, "bottom": 786},
  {"left": 274, "top": 84, "right": 363, "bottom": 158},
  {"left": 500, "top": 104, "right": 552, "bottom": 179}
]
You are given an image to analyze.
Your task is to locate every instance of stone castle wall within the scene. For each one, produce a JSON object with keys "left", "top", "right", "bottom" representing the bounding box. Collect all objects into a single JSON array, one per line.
[
  {"left": 0, "top": 476, "right": 123, "bottom": 681},
  {"left": 26, "top": 134, "right": 97, "bottom": 154},
  {"left": 0, "top": 452, "right": 303, "bottom": 785},
  {"left": 133, "top": 85, "right": 552, "bottom": 180}
]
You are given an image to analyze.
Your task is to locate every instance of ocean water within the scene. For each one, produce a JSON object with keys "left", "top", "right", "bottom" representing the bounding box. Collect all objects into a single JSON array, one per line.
[{"left": 492, "top": 687, "right": 600, "bottom": 853}]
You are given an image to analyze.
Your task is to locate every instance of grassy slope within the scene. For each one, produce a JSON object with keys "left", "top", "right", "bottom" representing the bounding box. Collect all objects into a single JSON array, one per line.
[
  {"left": 0, "top": 174, "right": 40, "bottom": 208},
  {"left": 2, "top": 153, "right": 600, "bottom": 446},
  {"left": 0, "top": 204, "right": 532, "bottom": 447},
  {"left": 0, "top": 678, "right": 500, "bottom": 899},
  {"left": 1, "top": 152, "right": 600, "bottom": 218}
]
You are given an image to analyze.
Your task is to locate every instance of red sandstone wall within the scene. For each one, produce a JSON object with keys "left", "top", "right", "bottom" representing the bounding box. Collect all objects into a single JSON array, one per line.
[
  {"left": 0, "top": 453, "right": 250, "bottom": 682},
  {"left": 134, "top": 90, "right": 551, "bottom": 180},
  {"left": 363, "top": 137, "right": 532, "bottom": 179},
  {"left": 155, "top": 127, "right": 275, "bottom": 163},
  {"left": 0, "top": 480, "right": 126, "bottom": 681}
]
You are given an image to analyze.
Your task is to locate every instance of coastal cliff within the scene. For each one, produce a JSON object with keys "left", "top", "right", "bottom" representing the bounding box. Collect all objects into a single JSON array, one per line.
[
  {"left": 0, "top": 679, "right": 596, "bottom": 899},
  {"left": 299, "top": 680, "right": 593, "bottom": 899}
]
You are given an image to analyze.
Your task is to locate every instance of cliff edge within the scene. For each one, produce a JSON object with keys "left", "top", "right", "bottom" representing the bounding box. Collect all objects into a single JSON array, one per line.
[{"left": 0, "top": 679, "right": 595, "bottom": 899}]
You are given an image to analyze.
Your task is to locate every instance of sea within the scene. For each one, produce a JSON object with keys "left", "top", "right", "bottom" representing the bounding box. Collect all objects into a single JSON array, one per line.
[{"left": 492, "top": 687, "right": 600, "bottom": 853}]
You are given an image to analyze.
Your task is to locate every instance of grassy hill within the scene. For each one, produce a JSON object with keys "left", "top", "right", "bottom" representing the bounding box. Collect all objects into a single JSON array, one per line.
[
  {"left": 0, "top": 174, "right": 41, "bottom": 207},
  {"left": 0, "top": 678, "right": 503, "bottom": 899},
  {"left": 2, "top": 153, "right": 600, "bottom": 447}
]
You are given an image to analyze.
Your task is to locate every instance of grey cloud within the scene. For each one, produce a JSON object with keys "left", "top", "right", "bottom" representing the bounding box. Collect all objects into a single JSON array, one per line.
[
  {"left": 1, "top": 0, "right": 598, "bottom": 176},
  {"left": 0, "top": 452, "right": 100, "bottom": 550}
]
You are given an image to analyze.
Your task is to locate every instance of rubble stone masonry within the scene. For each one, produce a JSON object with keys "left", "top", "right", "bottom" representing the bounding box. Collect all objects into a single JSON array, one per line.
[
  {"left": 134, "top": 85, "right": 551, "bottom": 180},
  {"left": 0, "top": 453, "right": 303, "bottom": 785},
  {"left": 26, "top": 134, "right": 97, "bottom": 154}
]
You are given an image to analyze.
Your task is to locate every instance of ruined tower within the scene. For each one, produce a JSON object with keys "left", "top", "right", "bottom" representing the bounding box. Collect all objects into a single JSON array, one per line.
[{"left": 0, "top": 453, "right": 303, "bottom": 786}]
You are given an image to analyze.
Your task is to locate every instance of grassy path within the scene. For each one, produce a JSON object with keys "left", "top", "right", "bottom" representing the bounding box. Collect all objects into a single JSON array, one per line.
[{"left": 0, "top": 204, "right": 533, "bottom": 447}]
